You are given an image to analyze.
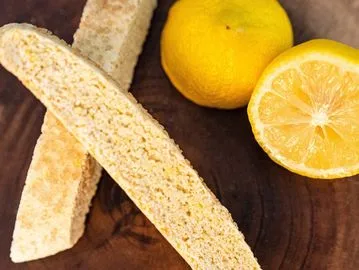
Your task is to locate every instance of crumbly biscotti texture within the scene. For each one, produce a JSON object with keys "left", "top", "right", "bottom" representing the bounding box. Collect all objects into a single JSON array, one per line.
[
  {"left": 0, "top": 24, "right": 261, "bottom": 269},
  {"left": 10, "top": 0, "right": 157, "bottom": 263}
]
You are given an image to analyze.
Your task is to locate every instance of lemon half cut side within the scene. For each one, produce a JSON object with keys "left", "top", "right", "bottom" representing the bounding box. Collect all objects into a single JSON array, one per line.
[{"left": 248, "top": 39, "right": 359, "bottom": 179}]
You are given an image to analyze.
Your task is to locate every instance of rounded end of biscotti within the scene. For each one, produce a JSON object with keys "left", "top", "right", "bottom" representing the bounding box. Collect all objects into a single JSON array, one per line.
[
  {"left": 10, "top": 237, "right": 75, "bottom": 263},
  {"left": 0, "top": 23, "right": 49, "bottom": 42}
]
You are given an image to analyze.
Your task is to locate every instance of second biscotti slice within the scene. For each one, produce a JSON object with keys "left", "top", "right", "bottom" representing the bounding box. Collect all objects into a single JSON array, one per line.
[
  {"left": 10, "top": 0, "right": 157, "bottom": 263},
  {"left": 0, "top": 24, "right": 261, "bottom": 270}
]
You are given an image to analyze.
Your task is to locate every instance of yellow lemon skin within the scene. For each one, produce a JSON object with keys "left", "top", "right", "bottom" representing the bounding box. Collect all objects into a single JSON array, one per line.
[
  {"left": 161, "top": 0, "right": 293, "bottom": 109},
  {"left": 248, "top": 39, "right": 359, "bottom": 179}
]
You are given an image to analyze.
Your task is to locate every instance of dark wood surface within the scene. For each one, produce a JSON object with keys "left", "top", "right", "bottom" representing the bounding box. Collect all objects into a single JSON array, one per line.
[{"left": 0, "top": 0, "right": 358, "bottom": 269}]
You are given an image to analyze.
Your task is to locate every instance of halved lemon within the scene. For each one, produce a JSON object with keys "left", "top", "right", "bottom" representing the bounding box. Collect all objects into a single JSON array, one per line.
[{"left": 248, "top": 39, "right": 359, "bottom": 179}]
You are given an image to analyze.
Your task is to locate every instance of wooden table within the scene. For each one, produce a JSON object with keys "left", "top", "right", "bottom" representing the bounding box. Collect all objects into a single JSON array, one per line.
[{"left": 0, "top": 0, "right": 358, "bottom": 269}]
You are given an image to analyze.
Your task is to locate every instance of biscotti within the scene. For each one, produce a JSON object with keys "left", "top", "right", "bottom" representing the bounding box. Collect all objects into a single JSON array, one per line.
[
  {"left": 10, "top": 0, "right": 157, "bottom": 262},
  {"left": 0, "top": 24, "right": 261, "bottom": 269}
]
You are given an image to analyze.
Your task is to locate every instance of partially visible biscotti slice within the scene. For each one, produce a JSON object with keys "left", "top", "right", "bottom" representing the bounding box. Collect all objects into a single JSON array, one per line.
[
  {"left": 10, "top": 0, "right": 157, "bottom": 263},
  {"left": 0, "top": 24, "right": 261, "bottom": 269}
]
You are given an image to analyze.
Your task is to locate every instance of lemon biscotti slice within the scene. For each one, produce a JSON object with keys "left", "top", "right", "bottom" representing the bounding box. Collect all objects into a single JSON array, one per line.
[
  {"left": 10, "top": 0, "right": 157, "bottom": 263},
  {"left": 0, "top": 24, "right": 261, "bottom": 269}
]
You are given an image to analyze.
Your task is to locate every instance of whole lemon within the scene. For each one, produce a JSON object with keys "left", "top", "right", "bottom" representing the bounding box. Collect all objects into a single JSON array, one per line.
[{"left": 161, "top": 0, "right": 293, "bottom": 109}]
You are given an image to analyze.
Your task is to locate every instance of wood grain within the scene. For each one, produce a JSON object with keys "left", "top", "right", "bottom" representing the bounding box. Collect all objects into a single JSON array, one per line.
[{"left": 0, "top": 0, "right": 358, "bottom": 269}]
